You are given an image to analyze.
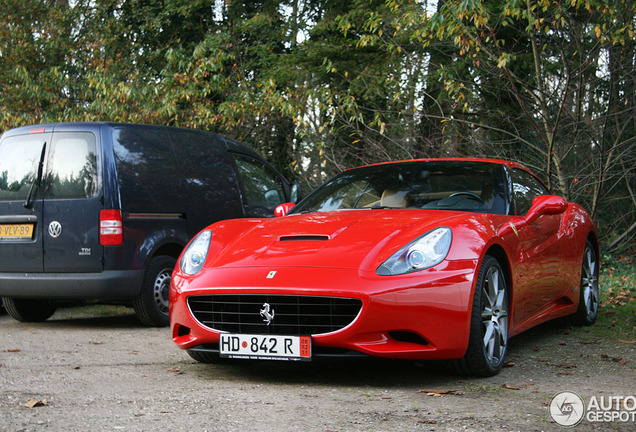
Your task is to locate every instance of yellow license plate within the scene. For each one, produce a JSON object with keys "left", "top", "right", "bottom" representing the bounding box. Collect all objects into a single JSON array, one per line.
[{"left": 0, "top": 224, "right": 34, "bottom": 239}]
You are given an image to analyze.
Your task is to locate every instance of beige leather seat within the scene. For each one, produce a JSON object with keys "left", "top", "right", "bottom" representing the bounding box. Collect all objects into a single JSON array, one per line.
[{"left": 380, "top": 189, "right": 409, "bottom": 208}]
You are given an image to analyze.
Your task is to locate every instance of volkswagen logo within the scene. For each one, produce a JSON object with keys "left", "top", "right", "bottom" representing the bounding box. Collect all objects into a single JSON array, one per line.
[{"left": 48, "top": 221, "right": 62, "bottom": 238}]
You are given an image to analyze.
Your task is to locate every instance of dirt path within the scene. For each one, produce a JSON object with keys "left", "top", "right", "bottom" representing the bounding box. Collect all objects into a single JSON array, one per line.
[{"left": 0, "top": 306, "right": 634, "bottom": 431}]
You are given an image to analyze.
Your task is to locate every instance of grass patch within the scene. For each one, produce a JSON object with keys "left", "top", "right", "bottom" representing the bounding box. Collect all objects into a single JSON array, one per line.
[{"left": 592, "top": 253, "right": 635, "bottom": 341}]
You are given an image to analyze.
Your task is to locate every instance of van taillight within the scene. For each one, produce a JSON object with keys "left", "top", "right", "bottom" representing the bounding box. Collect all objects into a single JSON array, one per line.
[{"left": 100, "top": 210, "right": 123, "bottom": 246}]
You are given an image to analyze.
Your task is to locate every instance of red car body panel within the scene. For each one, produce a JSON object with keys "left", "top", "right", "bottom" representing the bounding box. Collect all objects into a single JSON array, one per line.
[{"left": 169, "top": 158, "right": 598, "bottom": 362}]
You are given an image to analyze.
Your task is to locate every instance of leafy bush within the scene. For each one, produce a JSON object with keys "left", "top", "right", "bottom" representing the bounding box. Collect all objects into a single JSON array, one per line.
[{"left": 597, "top": 253, "right": 635, "bottom": 340}]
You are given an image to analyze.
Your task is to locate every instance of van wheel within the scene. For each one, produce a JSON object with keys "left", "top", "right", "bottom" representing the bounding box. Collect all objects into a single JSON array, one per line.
[
  {"left": 133, "top": 256, "right": 176, "bottom": 327},
  {"left": 2, "top": 297, "right": 57, "bottom": 322}
]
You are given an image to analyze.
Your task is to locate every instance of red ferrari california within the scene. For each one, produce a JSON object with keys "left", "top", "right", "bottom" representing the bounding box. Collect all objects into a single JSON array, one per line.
[{"left": 169, "top": 158, "right": 599, "bottom": 376}]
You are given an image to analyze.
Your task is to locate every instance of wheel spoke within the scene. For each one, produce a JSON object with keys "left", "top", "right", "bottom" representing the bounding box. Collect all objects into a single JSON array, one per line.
[
  {"left": 492, "top": 329, "right": 501, "bottom": 362},
  {"left": 486, "top": 269, "right": 499, "bottom": 308},
  {"left": 486, "top": 332, "right": 495, "bottom": 360},
  {"left": 495, "top": 285, "right": 506, "bottom": 309},
  {"left": 586, "top": 249, "right": 595, "bottom": 276},
  {"left": 583, "top": 285, "right": 591, "bottom": 309},
  {"left": 587, "top": 287, "right": 598, "bottom": 315},
  {"left": 483, "top": 321, "right": 495, "bottom": 349}
]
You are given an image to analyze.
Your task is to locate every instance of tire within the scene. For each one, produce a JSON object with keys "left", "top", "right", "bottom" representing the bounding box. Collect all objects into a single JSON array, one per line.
[
  {"left": 133, "top": 256, "right": 176, "bottom": 327},
  {"left": 2, "top": 297, "right": 57, "bottom": 322},
  {"left": 187, "top": 349, "right": 224, "bottom": 364},
  {"left": 454, "top": 255, "right": 509, "bottom": 377},
  {"left": 571, "top": 240, "right": 599, "bottom": 326}
]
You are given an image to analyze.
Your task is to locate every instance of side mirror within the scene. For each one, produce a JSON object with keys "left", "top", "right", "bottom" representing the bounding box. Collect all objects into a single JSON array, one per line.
[
  {"left": 525, "top": 195, "right": 567, "bottom": 224},
  {"left": 290, "top": 183, "right": 303, "bottom": 203},
  {"left": 275, "top": 202, "right": 295, "bottom": 217}
]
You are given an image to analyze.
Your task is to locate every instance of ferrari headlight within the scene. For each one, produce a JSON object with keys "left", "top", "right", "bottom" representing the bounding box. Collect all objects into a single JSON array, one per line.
[
  {"left": 377, "top": 227, "right": 452, "bottom": 275},
  {"left": 180, "top": 230, "right": 212, "bottom": 275}
]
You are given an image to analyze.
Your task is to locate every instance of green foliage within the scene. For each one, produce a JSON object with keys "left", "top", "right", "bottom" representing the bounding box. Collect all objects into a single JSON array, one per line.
[
  {"left": 0, "top": 0, "right": 634, "bottom": 249},
  {"left": 600, "top": 254, "right": 635, "bottom": 310},
  {"left": 591, "top": 253, "right": 635, "bottom": 340}
]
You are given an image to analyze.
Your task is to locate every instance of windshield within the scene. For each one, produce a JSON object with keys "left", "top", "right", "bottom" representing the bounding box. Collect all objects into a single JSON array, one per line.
[{"left": 292, "top": 160, "right": 508, "bottom": 215}]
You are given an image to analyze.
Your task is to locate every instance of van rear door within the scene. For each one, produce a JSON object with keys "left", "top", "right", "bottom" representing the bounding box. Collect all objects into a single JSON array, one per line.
[
  {"left": 41, "top": 130, "right": 103, "bottom": 273},
  {"left": 0, "top": 130, "right": 49, "bottom": 272}
]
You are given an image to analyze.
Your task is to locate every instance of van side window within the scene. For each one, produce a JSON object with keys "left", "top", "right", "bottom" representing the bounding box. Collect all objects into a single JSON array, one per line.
[
  {"left": 234, "top": 155, "right": 286, "bottom": 215},
  {"left": 44, "top": 132, "right": 98, "bottom": 199},
  {"left": 169, "top": 130, "right": 240, "bottom": 202},
  {"left": 113, "top": 127, "right": 181, "bottom": 212},
  {"left": 510, "top": 168, "right": 550, "bottom": 215},
  {"left": 0, "top": 135, "right": 46, "bottom": 201},
  {"left": 169, "top": 130, "right": 244, "bottom": 230}
]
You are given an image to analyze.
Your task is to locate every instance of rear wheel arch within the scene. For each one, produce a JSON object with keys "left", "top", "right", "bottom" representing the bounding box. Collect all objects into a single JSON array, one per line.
[{"left": 152, "top": 243, "right": 184, "bottom": 262}]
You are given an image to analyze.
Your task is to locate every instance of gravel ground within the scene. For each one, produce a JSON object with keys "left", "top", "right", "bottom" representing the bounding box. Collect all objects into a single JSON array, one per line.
[{"left": 0, "top": 305, "right": 634, "bottom": 432}]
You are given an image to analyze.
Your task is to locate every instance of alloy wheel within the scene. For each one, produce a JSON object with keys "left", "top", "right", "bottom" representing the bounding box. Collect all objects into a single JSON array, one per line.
[
  {"left": 481, "top": 266, "right": 508, "bottom": 367},
  {"left": 581, "top": 245, "right": 599, "bottom": 319}
]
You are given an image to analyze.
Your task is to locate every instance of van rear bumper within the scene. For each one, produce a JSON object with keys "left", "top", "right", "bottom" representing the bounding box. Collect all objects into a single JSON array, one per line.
[{"left": 0, "top": 270, "right": 144, "bottom": 300}]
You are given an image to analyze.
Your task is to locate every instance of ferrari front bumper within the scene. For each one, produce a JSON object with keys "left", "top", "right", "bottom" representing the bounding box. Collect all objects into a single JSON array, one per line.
[{"left": 170, "top": 259, "right": 478, "bottom": 360}]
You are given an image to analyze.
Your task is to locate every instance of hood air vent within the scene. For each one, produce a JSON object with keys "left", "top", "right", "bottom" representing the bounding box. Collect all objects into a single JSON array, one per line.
[{"left": 279, "top": 235, "right": 329, "bottom": 242}]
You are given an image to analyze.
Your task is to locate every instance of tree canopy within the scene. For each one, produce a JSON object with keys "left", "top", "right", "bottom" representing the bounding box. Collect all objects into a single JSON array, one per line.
[{"left": 0, "top": 0, "right": 634, "bottom": 250}]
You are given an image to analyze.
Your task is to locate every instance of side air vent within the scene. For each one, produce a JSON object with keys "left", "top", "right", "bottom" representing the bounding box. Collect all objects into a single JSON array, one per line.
[{"left": 279, "top": 235, "right": 329, "bottom": 242}]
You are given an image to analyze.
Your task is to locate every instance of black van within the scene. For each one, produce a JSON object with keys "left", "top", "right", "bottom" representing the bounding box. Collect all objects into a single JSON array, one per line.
[{"left": 0, "top": 122, "right": 299, "bottom": 326}]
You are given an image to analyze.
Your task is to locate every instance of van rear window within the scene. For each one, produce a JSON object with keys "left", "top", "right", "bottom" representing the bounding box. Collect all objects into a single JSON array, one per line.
[
  {"left": 44, "top": 132, "right": 98, "bottom": 199},
  {"left": 0, "top": 135, "right": 46, "bottom": 201}
]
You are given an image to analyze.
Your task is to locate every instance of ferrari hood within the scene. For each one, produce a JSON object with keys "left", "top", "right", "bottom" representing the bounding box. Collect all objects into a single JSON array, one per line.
[{"left": 209, "top": 209, "right": 470, "bottom": 271}]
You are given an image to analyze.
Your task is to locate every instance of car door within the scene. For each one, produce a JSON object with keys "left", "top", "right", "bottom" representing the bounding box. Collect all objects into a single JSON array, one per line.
[
  {"left": 233, "top": 154, "right": 288, "bottom": 218},
  {"left": 508, "top": 168, "right": 564, "bottom": 327},
  {"left": 0, "top": 130, "right": 50, "bottom": 272},
  {"left": 41, "top": 130, "right": 103, "bottom": 273}
]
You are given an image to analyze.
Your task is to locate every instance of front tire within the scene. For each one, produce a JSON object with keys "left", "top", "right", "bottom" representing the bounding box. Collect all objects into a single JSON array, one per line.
[
  {"left": 454, "top": 255, "right": 509, "bottom": 377},
  {"left": 571, "top": 240, "right": 599, "bottom": 326},
  {"left": 133, "top": 256, "right": 176, "bottom": 327},
  {"left": 2, "top": 297, "right": 57, "bottom": 322},
  {"left": 187, "top": 349, "right": 224, "bottom": 364}
]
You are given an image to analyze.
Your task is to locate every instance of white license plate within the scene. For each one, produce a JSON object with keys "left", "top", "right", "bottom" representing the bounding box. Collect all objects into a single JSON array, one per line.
[{"left": 219, "top": 333, "right": 311, "bottom": 361}]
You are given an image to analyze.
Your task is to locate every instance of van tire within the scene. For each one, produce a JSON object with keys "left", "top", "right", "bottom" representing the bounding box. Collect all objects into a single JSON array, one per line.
[
  {"left": 133, "top": 256, "right": 176, "bottom": 327},
  {"left": 2, "top": 297, "right": 57, "bottom": 322}
]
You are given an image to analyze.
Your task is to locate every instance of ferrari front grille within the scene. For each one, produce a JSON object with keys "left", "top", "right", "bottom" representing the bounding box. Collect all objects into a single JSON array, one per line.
[{"left": 187, "top": 294, "right": 362, "bottom": 336}]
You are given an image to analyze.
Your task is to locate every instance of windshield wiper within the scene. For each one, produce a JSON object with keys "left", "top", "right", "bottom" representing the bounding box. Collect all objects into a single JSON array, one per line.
[
  {"left": 23, "top": 142, "right": 46, "bottom": 209},
  {"left": 370, "top": 205, "right": 401, "bottom": 209}
]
